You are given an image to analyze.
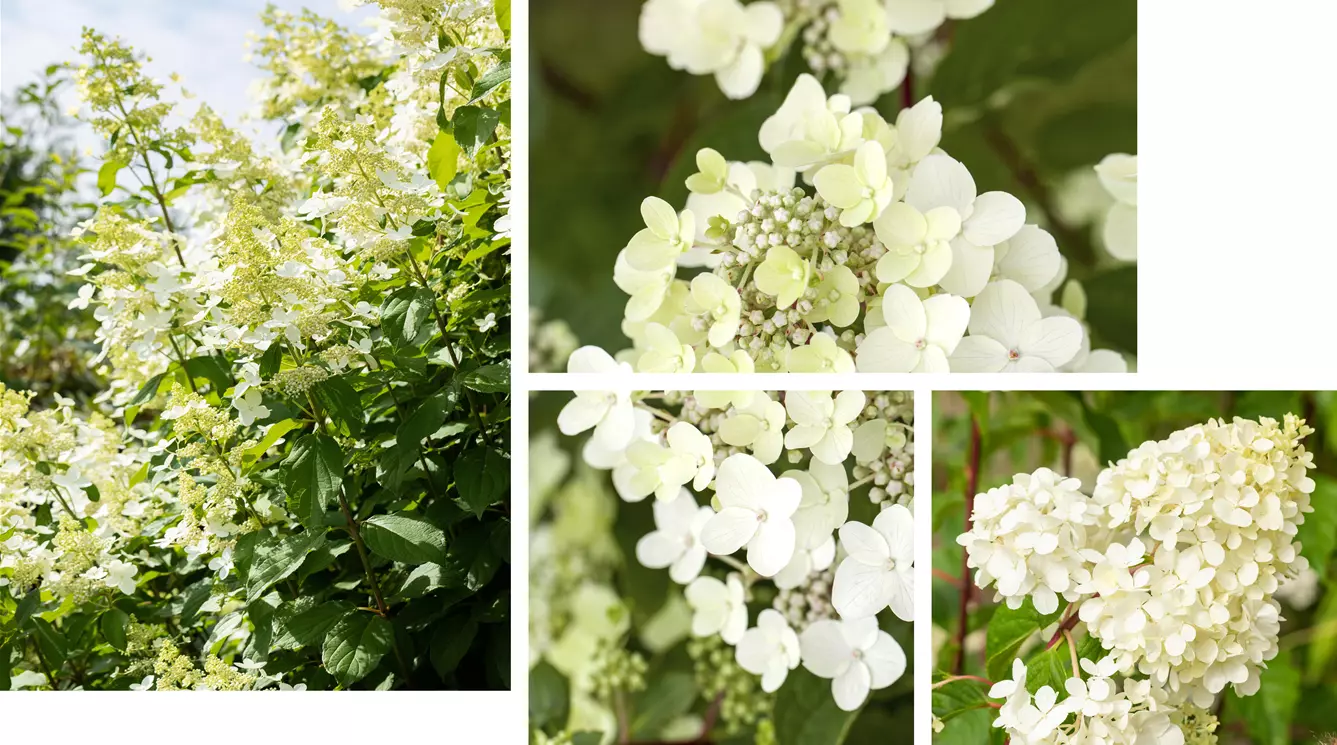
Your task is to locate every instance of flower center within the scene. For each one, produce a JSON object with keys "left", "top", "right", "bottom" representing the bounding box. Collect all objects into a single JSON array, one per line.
[
  {"left": 914, "top": 338, "right": 926, "bottom": 350},
  {"left": 1007, "top": 348, "right": 1021, "bottom": 361}
]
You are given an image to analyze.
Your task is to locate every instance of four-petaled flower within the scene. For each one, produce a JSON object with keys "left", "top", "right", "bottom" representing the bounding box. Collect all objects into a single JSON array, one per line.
[{"left": 700, "top": 453, "right": 802, "bottom": 577}]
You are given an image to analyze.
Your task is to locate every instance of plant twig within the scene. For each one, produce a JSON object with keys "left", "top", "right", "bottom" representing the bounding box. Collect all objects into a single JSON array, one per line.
[{"left": 953, "top": 415, "right": 982, "bottom": 675}]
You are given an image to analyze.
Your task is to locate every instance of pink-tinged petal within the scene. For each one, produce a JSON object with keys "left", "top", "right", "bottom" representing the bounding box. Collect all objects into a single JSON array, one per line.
[
  {"left": 748, "top": 518, "right": 797, "bottom": 577},
  {"left": 1021, "top": 315, "right": 1084, "bottom": 367},
  {"left": 864, "top": 632, "right": 908, "bottom": 689},
  {"left": 800, "top": 620, "right": 854, "bottom": 678},
  {"left": 906, "top": 154, "right": 975, "bottom": 214},
  {"left": 966, "top": 279, "right": 1040, "bottom": 346},
  {"left": 700, "top": 507, "right": 760, "bottom": 556},
  {"left": 855, "top": 328, "right": 921, "bottom": 373},
  {"left": 948, "top": 336, "right": 1010, "bottom": 372},
  {"left": 963, "top": 191, "right": 1025, "bottom": 247},
  {"left": 831, "top": 660, "right": 872, "bottom": 711},
  {"left": 833, "top": 558, "right": 889, "bottom": 619}
]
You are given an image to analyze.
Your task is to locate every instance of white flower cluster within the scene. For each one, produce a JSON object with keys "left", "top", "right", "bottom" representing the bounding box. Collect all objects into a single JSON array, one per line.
[
  {"left": 638, "top": 0, "right": 995, "bottom": 103},
  {"left": 1095, "top": 154, "right": 1137, "bottom": 262},
  {"left": 960, "top": 415, "right": 1315, "bottom": 743},
  {"left": 584, "top": 74, "right": 1126, "bottom": 373},
  {"left": 559, "top": 380, "right": 914, "bottom": 711}
]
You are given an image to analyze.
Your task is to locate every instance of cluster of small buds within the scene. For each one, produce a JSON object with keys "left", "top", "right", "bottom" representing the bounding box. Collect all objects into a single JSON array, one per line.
[
  {"left": 852, "top": 391, "right": 914, "bottom": 505},
  {"left": 270, "top": 366, "right": 330, "bottom": 397},
  {"left": 528, "top": 311, "right": 580, "bottom": 374},
  {"left": 799, "top": 1, "right": 849, "bottom": 74},
  {"left": 588, "top": 640, "right": 649, "bottom": 701},
  {"left": 1173, "top": 705, "right": 1220, "bottom": 745},
  {"left": 773, "top": 566, "right": 836, "bottom": 630},
  {"left": 731, "top": 190, "right": 838, "bottom": 260},
  {"left": 688, "top": 635, "right": 774, "bottom": 736}
]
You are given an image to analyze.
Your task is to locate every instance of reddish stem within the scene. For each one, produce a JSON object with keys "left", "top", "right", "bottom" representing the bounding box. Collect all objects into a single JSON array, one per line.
[{"left": 953, "top": 415, "right": 982, "bottom": 674}]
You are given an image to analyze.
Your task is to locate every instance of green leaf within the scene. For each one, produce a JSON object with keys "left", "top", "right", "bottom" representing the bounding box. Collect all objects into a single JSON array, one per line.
[
  {"left": 315, "top": 376, "right": 364, "bottom": 438},
  {"left": 469, "top": 61, "right": 510, "bottom": 103},
  {"left": 441, "top": 522, "right": 500, "bottom": 591},
  {"left": 97, "top": 159, "right": 124, "bottom": 196},
  {"left": 282, "top": 434, "right": 344, "bottom": 529},
  {"left": 493, "top": 0, "right": 510, "bottom": 35},
  {"left": 322, "top": 611, "right": 394, "bottom": 687},
  {"left": 1228, "top": 650, "right": 1301, "bottom": 745},
  {"left": 929, "top": 0, "right": 1136, "bottom": 109},
  {"left": 273, "top": 599, "right": 353, "bottom": 651},
  {"left": 100, "top": 608, "right": 129, "bottom": 652},
  {"left": 1024, "top": 633, "right": 1102, "bottom": 698},
  {"left": 244, "top": 419, "right": 302, "bottom": 462},
  {"left": 1300, "top": 474, "right": 1337, "bottom": 576},
  {"left": 459, "top": 362, "right": 509, "bottom": 393},
  {"left": 361, "top": 513, "right": 448, "bottom": 565},
  {"left": 452, "top": 105, "right": 500, "bottom": 158},
  {"left": 0, "top": 642, "right": 11, "bottom": 691},
  {"left": 396, "top": 387, "right": 459, "bottom": 454},
  {"left": 31, "top": 618, "right": 67, "bottom": 667},
  {"left": 426, "top": 131, "right": 460, "bottom": 191},
  {"left": 1083, "top": 265, "right": 1138, "bottom": 355},
  {"left": 530, "top": 661, "right": 570, "bottom": 734},
  {"left": 932, "top": 672, "right": 991, "bottom": 724},
  {"left": 985, "top": 599, "right": 1060, "bottom": 682},
  {"left": 178, "top": 578, "right": 213, "bottom": 626},
  {"left": 13, "top": 587, "right": 40, "bottom": 628},
  {"left": 429, "top": 613, "right": 478, "bottom": 678},
  {"left": 381, "top": 287, "right": 437, "bottom": 349},
  {"left": 245, "top": 531, "right": 327, "bottom": 604},
  {"left": 182, "top": 354, "right": 234, "bottom": 394},
  {"left": 630, "top": 671, "right": 696, "bottom": 738},
  {"left": 129, "top": 372, "right": 167, "bottom": 407},
  {"left": 773, "top": 668, "right": 859, "bottom": 745},
  {"left": 455, "top": 447, "right": 508, "bottom": 517}
]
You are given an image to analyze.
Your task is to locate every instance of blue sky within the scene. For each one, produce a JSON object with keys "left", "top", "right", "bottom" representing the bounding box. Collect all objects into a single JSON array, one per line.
[{"left": 1, "top": 0, "right": 376, "bottom": 135}]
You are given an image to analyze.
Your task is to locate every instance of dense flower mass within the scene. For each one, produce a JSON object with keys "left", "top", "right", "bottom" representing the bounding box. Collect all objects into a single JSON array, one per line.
[
  {"left": 578, "top": 73, "right": 1127, "bottom": 373},
  {"left": 534, "top": 388, "right": 915, "bottom": 730},
  {"left": 958, "top": 415, "right": 1315, "bottom": 743},
  {"left": 638, "top": 0, "right": 995, "bottom": 102},
  {"left": 1, "top": 0, "right": 511, "bottom": 691}
]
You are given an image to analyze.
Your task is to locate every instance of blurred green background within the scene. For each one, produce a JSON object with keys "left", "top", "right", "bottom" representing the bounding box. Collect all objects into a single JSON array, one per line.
[
  {"left": 933, "top": 391, "right": 1337, "bottom": 744},
  {"left": 530, "top": 0, "right": 1138, "bottom": 357}
]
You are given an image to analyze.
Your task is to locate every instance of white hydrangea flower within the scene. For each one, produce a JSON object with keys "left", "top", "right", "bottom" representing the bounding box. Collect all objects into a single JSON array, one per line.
[
  {"left": 718, "top": 391, "right": 787, "bottom": 464},
  {"left": 950, "top": 280, "right": 1083, "bottom": 372},
  {"left": 686, "top": 572, "right": 749, "bottom": 644},
  {"left": 885, "top": 0, "right": 996, "bottom": 35},
  {"left": 626, "top": 197, "right": 696, "bottom": 271},
  {"left": 638, "top": 0, "right": 783, "bottom": 99},
  {"left": 832, "top": 504, "right": 914, "bottom": 621},
  {"left": 758, "top": 74, "right": 863, "bottom": 169},
  {"left": 636, "top": 489, "right": 714, "bottom": 583},
  {"left": 958, "top": 467, "right": 1099, "bottom": 614},
  {"left": 558, "top": 347, "right": 635, "bottom": 450},
  {"left": 735, "top": 608, "right": 802, "bottom": 692},
  {"left": 813, "top": 141, "right": 895, "bottom": 227},
  {"left": 799, "top": 617, "right": 906, "bottom": 711},
  {"left": 855, "top": 284, "right": 968, "bottom": 373},
  {"left": 1095, "top": 153, "right": 1137, "bottom": 261},
  {"left": 784, "top": 390, "right": 865, "bottom": 465},
  {"left": 700, "top": 453, "right": 802, "bottom": 577}
]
